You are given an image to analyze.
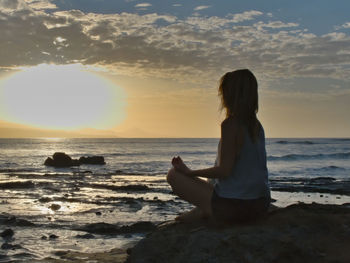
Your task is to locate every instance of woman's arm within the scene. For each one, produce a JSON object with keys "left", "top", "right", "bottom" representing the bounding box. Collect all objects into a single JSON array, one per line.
[{"left": 173, "top": 118, "right": 240, "bottom": 179}]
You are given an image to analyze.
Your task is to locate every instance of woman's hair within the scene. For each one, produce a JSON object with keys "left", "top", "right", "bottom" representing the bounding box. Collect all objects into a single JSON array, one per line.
[{"left": 218, "top": 69, "right": 260, "bottom": 142}]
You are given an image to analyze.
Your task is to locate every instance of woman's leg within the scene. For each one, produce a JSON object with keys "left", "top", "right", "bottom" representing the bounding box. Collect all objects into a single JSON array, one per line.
[{"left": 167, "top": 168, "right": 213, "bottom": 219}]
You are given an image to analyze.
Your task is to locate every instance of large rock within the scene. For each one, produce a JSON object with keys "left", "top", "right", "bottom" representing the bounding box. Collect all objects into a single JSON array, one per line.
[
  {"left": 44, "top": 153, "right": 106, "bottom": 167},
  {"left": 127, "top": 203, "right": 350, "bottom": 263},
  {"left": 44, "top": 152, "right": 80, "bottom": 167}
]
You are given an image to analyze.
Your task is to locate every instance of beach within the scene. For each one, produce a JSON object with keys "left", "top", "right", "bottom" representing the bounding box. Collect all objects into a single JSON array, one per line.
[{"left": 0, "top": 138, "right": 349, "bottom": 262}]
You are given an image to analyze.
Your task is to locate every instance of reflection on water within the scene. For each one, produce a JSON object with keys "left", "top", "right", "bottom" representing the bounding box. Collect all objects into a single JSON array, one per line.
[{"left": 0, "top": 138, "right": 349, "bottom": 261}]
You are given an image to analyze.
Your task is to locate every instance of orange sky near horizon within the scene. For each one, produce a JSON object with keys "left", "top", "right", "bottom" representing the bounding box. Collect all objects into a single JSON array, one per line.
[{"left": 0, "top": 63, "right": 349, "bottom": 138}]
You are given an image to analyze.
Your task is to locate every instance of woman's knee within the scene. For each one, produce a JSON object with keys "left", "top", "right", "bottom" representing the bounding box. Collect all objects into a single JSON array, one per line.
[{"left": 166, "top": 168, "right": 176, "bottom": 185}]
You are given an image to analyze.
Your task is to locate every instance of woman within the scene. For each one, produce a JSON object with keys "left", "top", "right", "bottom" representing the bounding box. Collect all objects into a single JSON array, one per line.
[{"left": 167, "top": 69, "right": 270, "bottom": 224}]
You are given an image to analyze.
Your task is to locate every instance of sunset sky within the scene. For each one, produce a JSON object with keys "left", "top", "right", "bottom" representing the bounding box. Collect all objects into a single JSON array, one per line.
[{"left": 0, "top": 0, "right": 349, "bottom": 138}]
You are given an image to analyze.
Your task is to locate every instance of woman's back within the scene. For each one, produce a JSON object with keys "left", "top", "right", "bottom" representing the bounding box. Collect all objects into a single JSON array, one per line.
[{"left": 214, "top": 124, "right": 270, "bottom": 200}]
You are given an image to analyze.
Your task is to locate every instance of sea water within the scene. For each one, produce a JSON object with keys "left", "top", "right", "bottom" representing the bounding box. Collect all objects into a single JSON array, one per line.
[{"left": 0, "top": 138, "right": 349, "bottom": 261}]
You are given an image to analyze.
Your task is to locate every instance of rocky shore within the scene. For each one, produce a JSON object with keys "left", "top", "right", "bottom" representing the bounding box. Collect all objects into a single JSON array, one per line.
[
  {"left": 34, "top": 202, "right": 350, "bottom": 263},
  {"left": 127, "top": 203, "right": 350, "bottom": 263}
]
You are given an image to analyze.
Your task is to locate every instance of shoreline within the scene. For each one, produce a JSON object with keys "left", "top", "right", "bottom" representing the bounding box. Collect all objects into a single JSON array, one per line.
[
  {"left": 32, "top": 201, "right": 350, "bottom": 263},
  {"left": 1, "top": 190, "right": 350, "bottom": 262}
]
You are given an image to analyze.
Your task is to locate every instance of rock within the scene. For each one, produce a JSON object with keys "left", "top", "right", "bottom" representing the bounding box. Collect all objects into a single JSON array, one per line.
[
  {"left": 41, "top": 236, "right": 47, "bottom": 240},
  {"left": 44, "top": 153, "right": 106, "bottom": 167},
  {"left": 95, "top": 212, "right": 102, "bottom": 216},
  {"left": 0, "top": 216, "right": 35, "bottom": 227},
  {"left": 0, "top": 229, "right": 14, "bottom": 239},
  {"left": 41, "top": 248, "right": 128, "bottom": 262},
  {"left": 44, "top": 152, "right": 80, "bottom": 167},
  {"left": 77, "top": 221, "right": 156, "bottom": 235},
  {"left": 44, "top": 157, "right": 54, "bottom": 166},
  {"left": 91, "top": 184, "right": 149, "bottom": 192},
  {"left": 128, "top": 203, "right": 350, "bottom": 263},
  {"left": 1, "top": 243, "right": 22, "bottom": 250},
  {"left": 79, "top": 156, "right": 106, "bottom": 165},
  {"left": 49, "top": 204, "right": 61, "bottom": 211},
  {"left": 0, "top": 181, "right": 34, "bottom": 189},
  {"left": 49, "top": 234, "right": 59, "bottom": 239},
  {"left": 39, "top": 197, "right": 52, "bottom": 203}
]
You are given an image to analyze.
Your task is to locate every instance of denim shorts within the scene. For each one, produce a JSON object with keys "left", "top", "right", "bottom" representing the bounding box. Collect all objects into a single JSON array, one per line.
[{"left": 211, "top": 190, "right": 270, "bottom": 224}]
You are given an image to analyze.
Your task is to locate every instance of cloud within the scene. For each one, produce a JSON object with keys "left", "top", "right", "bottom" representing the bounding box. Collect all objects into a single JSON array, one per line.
[
  {"left": 0, "top": 0, "right": 56, "bottom": 10},
  {"left": 194, "top": 5, "right": 210, "bottom": 11},
  {"left": 254, "top": 21, "right": 299, "bottom": 29},
  {"left": 24, "top": 0, "right": 57, "bottom": 10},
  {"left": 230, "top": 10, "right": 263, "bottom": 23},
  {"left": 0, "top": 4, "right": 349, "bottom": 87},
  {"left": 341, "top": 22, "right": 350, "bottom": 28},
  {"left": 135, "top": 3, "right": 152, "bottom": 8}
]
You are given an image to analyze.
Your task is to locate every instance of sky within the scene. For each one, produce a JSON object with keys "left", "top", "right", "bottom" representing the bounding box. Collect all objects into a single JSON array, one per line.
[{"left": 0, "top": 0, "right": 349, "bottom": 138}]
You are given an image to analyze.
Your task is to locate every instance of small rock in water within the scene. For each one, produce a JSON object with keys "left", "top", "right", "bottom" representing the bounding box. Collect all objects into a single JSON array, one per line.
[
  {"left": 49, "top": 234, "right": 59, "bottom": 239},
  {"left": 1, "top": 243, "right": 22, "bottom": 250},
  {"left": 320, "top": 194, "right": 324, "bottom": 197},
  {"left": 95, "top": 212, "right": 102, "bottom": 216},
  {"left": 0, "top": 181, "right": 35, "bottom": 189},
  {"left": 50, "top": 204, "right": 61, "bottom": 211},
  {"left": 41, "top": 236, "right": 47, "bottom": 240},
  {"left": 39, "top": 197, "right": 52, "bottom": 203},
  {"left": 0, "top": 229, "right": 14, "bottom": 239}
]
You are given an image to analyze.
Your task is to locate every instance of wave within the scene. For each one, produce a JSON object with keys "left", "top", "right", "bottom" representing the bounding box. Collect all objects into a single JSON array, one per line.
[
  {"left": 107, "top": 150, "right": 216, "bottom": 157},
  {"left": 0, "top": 168, "right": 36, "bottom": 173},
  {"left": 268, "top": 152, "right": 350, "bottom": 161},
  {"left": 307, "top": 166, "right": 346, "bottom": 172},
  {"left": 275, "top": 140, "right": 315, "bottom": 145}
]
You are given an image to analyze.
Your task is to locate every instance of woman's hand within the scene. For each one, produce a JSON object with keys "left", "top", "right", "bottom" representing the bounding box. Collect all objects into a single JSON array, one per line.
[{"left": 171, "top": 156, "right": 192, "bottom": 175}]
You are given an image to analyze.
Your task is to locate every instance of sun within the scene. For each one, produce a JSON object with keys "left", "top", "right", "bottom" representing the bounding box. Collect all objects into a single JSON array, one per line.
[{"left": 0, "top": 64, "right": 126, "bottom": 130}]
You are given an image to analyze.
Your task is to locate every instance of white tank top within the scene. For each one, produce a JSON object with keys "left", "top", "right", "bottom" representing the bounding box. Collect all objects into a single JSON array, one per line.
[{"left": 214, "top": 126, "right": 270, "bottom": 200}]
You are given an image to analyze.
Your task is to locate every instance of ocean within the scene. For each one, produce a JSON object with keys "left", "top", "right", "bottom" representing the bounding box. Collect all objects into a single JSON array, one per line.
[{"left": 0, "top": 138, "right": 349, "bottom": 262}]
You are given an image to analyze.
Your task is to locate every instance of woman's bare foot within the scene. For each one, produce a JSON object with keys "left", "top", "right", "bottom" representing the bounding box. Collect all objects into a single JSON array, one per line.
[{"left": 175, "top": 207, "right": 206, "bottom": 223}]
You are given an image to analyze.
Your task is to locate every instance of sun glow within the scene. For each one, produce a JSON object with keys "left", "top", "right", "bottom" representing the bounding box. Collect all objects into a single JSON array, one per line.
[{"left": 0, "top": 64, "right": 126, "bottom": 130}]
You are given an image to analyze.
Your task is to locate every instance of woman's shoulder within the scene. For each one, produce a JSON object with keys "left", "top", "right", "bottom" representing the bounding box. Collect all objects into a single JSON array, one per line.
[
  {"left": 221, "top": 116, "right": 239, "bottom": 128},
  {"left": 221, "top": 117, "right": 245, "bottom": 135}
]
